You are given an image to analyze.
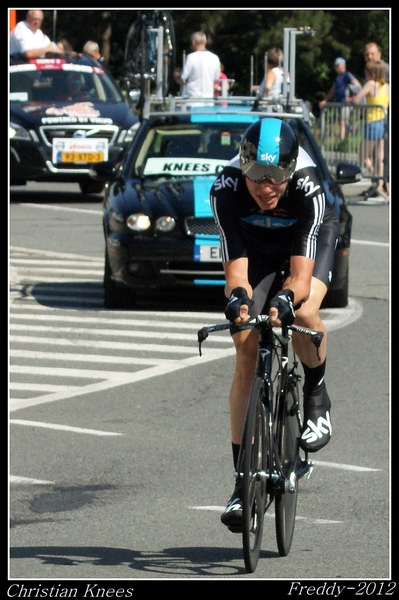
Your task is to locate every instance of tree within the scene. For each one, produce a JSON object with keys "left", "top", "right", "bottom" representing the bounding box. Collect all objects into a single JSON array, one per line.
[{"left": 32, "top": 9, "right": 389, "bottom": 113}]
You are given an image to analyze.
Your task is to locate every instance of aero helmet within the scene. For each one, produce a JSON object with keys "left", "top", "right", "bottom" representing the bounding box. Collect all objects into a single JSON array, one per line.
[{"left": 239, "top": 118, "right": 298, "bottom": 184}]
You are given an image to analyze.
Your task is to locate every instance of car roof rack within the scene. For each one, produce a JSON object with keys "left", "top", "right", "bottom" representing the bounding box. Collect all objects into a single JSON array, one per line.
[{"left": 142, "top": 95, "right": 314, "bottom": 124}]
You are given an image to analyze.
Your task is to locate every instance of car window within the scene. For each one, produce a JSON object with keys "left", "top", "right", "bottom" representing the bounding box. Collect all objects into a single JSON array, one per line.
[
  {"left": 10, "top": 65, "right": 124, "bottom": 104},
  {"left": 133, "top": 124, "right": 244, "bottom": 178}
]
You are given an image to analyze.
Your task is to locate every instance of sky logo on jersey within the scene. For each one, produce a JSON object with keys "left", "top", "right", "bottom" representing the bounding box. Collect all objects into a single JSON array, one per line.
[
  {"left": 241, "top": 214, "right": 297, "bottom": 228},
  {"left": 296, "top": 175, "right": 321, "bottom": 196}
]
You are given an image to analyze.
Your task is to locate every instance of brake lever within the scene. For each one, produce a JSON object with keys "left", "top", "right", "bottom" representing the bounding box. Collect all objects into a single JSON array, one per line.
[{"left": 197, "top": 327, "right": 209, "bottom": 356}]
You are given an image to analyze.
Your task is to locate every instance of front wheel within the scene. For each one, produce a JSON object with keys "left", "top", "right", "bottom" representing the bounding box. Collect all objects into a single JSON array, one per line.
[
  {"left": 79, "top": 180, "right": 105, "bottom": 195},
  {"left": 240, "top": 376, "right": 268, "bottom": 573},
  {"left": 103, "top": 250, "right": 137, "bottom": 309},
  {"left": 274, "top": 378, "right": 300, "bottom": 556}
]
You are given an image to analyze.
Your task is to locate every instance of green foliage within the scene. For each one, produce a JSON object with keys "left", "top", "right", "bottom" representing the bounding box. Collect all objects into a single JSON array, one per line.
[{"left": 37, "top": 9, "right": 389, "bottom": 113}]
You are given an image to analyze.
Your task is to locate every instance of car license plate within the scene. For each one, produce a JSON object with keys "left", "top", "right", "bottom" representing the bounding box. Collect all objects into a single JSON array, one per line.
[
  {"left": 52, "top": 137, "right": 108, "bottom": 163},
  {"left": 194, "top": 244, "right": 221, "bottom": 262},
  {"left": 61, "top": 151, "right": 104, "bottom": 163}
]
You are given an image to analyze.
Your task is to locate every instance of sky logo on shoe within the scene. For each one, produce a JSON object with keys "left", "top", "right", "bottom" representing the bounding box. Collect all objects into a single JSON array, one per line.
[
  {"left": 224, "top": 499, "right": 242, "bottom": 513},
  {"left": 301, "top": 411, "right": 332, "bottom": 443}
]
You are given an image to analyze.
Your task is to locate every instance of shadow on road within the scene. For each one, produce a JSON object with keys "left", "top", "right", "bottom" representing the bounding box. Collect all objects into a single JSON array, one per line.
[
  {"left": 12, "top": 281, "right": 226, "bottom": 313},
  {"left": 10, "top": 543, "right": 278, "bottom": 577}
]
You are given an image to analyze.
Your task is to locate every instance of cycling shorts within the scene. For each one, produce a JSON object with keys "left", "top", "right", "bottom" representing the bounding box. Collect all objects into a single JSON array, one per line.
[{"left": 230, "top": 221, "right": 338, "bottom": 335}]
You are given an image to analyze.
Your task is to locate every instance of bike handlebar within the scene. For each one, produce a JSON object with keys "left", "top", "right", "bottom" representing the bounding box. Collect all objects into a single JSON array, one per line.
[{"left": 197, "top": 315, "right": 324, "bottom": 356}]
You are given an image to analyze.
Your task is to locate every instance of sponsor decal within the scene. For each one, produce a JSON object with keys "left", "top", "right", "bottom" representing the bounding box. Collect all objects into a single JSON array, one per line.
[
  {"left": 241, "top": 214, "right": 297, "bottom": 228},
  {"left": 143, "top": 157, "right": 227, "bottom": 176},
  {"left": 45, "top": 102, "right": 101, "bottom": 118},
  {"left": 296, "top": 174, "right": 321, "bottom": 196}
]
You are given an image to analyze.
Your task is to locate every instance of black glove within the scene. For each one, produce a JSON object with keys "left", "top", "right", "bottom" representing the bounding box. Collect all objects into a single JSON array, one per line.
[
  {"left": 225, "top": 287, "right": 254, "bottom": 322},
  {"left": 269, "top": 289, "right": 295, "bottom": 325}
]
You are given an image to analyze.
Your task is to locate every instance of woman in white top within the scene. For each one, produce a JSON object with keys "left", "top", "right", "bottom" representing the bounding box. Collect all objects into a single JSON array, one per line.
[{"left": 255, "top": 47, "right": 285, "bottom": 98}]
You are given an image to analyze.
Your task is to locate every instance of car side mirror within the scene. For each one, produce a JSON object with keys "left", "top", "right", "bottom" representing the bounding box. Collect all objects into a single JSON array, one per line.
[{"left": 335, "top": 162, "right": 362, "bottom": 184}]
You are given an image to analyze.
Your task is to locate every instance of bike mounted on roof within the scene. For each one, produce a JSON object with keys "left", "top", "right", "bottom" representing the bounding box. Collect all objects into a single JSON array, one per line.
[{"left": 122, "top": 10, "right": 176, "bottom": 116}]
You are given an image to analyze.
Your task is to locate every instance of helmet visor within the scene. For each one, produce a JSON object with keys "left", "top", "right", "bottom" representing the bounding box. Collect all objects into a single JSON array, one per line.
[{"left": 241, "top": 159, "right": 296, "bottom": 184}]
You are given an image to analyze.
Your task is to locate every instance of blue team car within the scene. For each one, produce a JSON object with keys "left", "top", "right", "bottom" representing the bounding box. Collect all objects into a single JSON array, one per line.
[{"left": 90, "top": 96, "right": 361, "bottom": 309}]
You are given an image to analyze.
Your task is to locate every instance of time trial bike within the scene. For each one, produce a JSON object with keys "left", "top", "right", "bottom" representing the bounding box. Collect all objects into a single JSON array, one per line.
[{"left": 198, "top": 314, "right": 323, "bottom": 573}]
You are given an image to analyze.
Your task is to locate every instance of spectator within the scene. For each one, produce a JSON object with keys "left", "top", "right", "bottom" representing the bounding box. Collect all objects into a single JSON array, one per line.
[
  {"left": 83, "top": 40, "right": 109, "bottom": 70},
  {"left": 173, "top": 31, "right": 220, "bottom": 100},
  {"left": 347, "top": 61, "right": 389, "bottom": 200},
  {"left": 253, "top": 47, "right": 286, "bottom": 98},
  {"left": 318, "top": 57, "right": 362, "bottom": 141},
  {"left": 364, "top": 42, "right": 389, "bottom": 83},
  {"left": 363, "top": 42, "right": 389, "bottom": 197},
  {"left": 9, "top": 10, "right": 64, "bottom": 59},
  {"left": 58, "top": 38, "right": 74, "bottom": 54},
  {"left": 214, "top": 63, "right": 230, "bottom": 97},
  {"left": 55, "top": 72, "right": 87, "bottom": 102}
]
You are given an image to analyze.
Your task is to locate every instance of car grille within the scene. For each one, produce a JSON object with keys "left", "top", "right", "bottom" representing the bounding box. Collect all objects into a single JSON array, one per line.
[
  {"left": 184, "top": 217, "right": 219, "bottom": 237},
  {"left": 40, "top": 125, "right": 120, "bottom": 147}
]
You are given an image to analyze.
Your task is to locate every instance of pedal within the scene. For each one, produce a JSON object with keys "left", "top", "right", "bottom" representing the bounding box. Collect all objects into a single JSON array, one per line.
[{"left": 296, "top": 458, "right": 314, "bottom": 480}]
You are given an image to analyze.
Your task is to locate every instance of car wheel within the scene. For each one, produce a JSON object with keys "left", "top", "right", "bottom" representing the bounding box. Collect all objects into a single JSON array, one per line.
[
  {"left": 104, "top": 251, "right": 137, "bottom": 309},
  {"left": 322, "top": 266, "right": 349, "bottom": 309},
  {"left": 79, "top": 180, "right": 105, "bottom": 195}
]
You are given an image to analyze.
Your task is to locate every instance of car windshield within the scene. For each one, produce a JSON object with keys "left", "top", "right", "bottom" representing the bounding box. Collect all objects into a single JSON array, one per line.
[
  {"left": 10, "top": 64, "right": 124, "bottom": 104},
  {"left": 133, "top": 124, "right": 246, "bottom": 178},
  {"left": 131, "top": 118, "right": 318, "bottom": 179}
]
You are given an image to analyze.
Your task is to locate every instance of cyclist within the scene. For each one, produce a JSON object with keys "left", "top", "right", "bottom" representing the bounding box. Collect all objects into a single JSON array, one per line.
[{"left": 209, "top": 118, "right": 337, "bottom": 532}]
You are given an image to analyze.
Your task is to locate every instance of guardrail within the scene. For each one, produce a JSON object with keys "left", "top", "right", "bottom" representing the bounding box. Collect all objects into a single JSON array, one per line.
[{"left": 319, "top": 102, "right": 389, "bottom": 194}]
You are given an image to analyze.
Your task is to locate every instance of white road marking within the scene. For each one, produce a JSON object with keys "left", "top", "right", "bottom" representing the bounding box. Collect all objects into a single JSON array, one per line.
[
  {"left": 10, "top": 419, "right": 123, "bottom": 436},
  {"left": 313, "top": 460, "right": 381, "bottom": 472},
  {"left": 189, "top": 507, "right": 342, "bottom": 524},
  {"left": 10, "top": 475, "right": 54, "bottom": 485}
]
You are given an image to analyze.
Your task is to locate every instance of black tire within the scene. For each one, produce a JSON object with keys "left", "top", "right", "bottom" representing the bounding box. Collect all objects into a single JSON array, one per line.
[
  {"left": 79, "top": 180, "right": 105, "bottom": 195},
  {"left": 322, "top": 251, "right": 349, "bottom": 308},
  {"left": 274, "top": 379, "right": 300, "bottom": 556},
  {"left": 123, "top": 11, "right": 175, "bottom": 105},
  {"left": 155, "top": 10, "right": 176, "bottom": 97},
  {"left": 241, "top": 376, "right": 268, "bottom": 573},
  {"left": 103, "top": 250, "right": 136, "bottom": 309}
]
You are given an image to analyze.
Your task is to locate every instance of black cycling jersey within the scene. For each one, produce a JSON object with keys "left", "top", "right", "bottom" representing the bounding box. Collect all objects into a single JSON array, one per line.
[{"left": 210, "top": 146, "right": 339, "bottom": 315}]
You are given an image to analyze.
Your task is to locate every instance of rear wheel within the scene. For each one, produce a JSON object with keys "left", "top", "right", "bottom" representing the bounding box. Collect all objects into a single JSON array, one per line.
[
  {"left": 240, "top": 376, "right": 268, "bottom": 573},
  {"left": 155, "top": 10, "right": 176, "bottom": 97},
  {"left": 274, "top": 378, "right": 300, "bottom": 556}
]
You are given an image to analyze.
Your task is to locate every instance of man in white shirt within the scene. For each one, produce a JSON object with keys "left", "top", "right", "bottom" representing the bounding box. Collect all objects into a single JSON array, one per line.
[
  {"left": 10, "top": 10, "right": 63, "bottom": 59},
  {"left": 174, "top": 31, "right": 220, "bottom": 99}
]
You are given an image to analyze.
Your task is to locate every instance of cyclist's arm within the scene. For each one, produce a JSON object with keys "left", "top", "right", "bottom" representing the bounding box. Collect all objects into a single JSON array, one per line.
[
  {"left": 223, "top": 257, "right": 253, "bottom": 323},
  {"left": 268, "top": 255, "right": 314, "bottom": 325}
]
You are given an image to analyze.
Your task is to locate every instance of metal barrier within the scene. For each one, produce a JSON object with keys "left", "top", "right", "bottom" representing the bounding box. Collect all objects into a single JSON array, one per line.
[{"left": 319, "top": 102, "right": 389, "bottom": 196}]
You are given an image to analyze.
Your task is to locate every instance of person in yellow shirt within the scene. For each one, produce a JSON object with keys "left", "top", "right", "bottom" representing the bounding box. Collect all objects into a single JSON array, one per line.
[{"left": 347, "top": 61, "right": 389, "bottom": 199}]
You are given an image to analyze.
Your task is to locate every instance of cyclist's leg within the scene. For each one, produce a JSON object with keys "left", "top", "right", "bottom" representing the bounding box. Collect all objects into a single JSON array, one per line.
[
  {"left": 220, "top": 327, "right": 257, "bottom": 530},
  {"left": 292, "top": 280, "right": 332, "bottom": 452},
  {"left": 288, "top": 223, "right": 334, "bottom": 452}
]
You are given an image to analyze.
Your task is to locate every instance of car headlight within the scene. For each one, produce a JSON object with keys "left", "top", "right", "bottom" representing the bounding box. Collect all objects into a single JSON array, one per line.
[
  {"left": 10, "top": 122, "right": 31, "bottom": 141},
  {"left": 117, "top": 122, "right": 140, "bottom": 144},
  {"left": 155, "top": 216, "right": 176, "bottom": 232},
  {"left": 127, "top": 213, "right": 151, "bottom": 231}
]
